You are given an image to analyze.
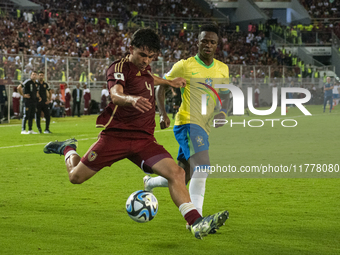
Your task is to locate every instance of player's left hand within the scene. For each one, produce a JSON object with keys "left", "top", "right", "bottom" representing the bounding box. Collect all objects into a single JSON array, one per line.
[
  {"left": 169, "top": 77, "right": 186, "bottom": 88},
  {"left": 213, "top": 112, "right": 227, "bottom": 128}
]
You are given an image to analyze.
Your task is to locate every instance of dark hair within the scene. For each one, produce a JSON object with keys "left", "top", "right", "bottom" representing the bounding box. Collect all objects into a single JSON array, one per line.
[
  {"left": 39, "top": 71, "right": 44, "bottom": 74},
  {"left": 32, "top": 70, "right": 38, "bottom": 74},
  {"left": 199, "top": 24, "right": 219, "bottom": 37},
  {"left": 131, "top": 28, "right": 160, "bottom": 52}
]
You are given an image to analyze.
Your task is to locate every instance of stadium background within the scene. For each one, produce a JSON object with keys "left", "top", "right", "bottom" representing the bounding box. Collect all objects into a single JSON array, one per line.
[
  {"left": 0, "top": 1, "right": 340, "bottom": 254},
  {"left": 1, "top": 0, "right": 340, "bottom": 118}
]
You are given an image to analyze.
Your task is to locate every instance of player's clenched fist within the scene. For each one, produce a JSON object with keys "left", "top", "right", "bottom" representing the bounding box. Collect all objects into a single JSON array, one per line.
[
  {"left": 160, "top": 114, "right": 170, "bottom": 129},
  {"left": 213, "top": 111, "right": 227, "bottom": 128}
]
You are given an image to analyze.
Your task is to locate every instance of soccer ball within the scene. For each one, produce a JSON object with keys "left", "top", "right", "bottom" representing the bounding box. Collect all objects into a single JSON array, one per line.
[{"left": 126, "top": 190, "right": 158, "bottom": 223}]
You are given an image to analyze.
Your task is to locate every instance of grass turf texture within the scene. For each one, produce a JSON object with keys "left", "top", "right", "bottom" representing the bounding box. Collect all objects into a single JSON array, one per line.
[{"left": 0, "top": 105, "right": 339, "bottom": 254}]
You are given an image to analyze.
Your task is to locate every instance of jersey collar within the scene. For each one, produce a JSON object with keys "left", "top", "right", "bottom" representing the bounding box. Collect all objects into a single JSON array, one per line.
[{"left": 194, "top": 54, "right": 214, "bottom": 69}]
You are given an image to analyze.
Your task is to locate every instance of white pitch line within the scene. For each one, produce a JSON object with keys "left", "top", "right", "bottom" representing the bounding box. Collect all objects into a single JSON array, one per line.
[
  {"left": 0, "top": 129, "right": 174, "bottom": 150},
  {"left": 155, "top": 129, "right": 173, "bottom": 133},
  {"left": 0, "top": 137, "right": 98, "bottom": 150},
  {"left": 0, "top": 124, "right": 21, "bottom": 128}
]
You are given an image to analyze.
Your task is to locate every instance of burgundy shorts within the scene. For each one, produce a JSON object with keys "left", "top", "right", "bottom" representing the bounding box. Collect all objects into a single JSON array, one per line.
[{"left": 81, "top": 129, "right": 172, "bottom": 173}]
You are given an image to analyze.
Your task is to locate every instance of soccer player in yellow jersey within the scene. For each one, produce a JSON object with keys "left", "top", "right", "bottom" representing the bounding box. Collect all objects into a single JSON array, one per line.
[{"left": 144, "top": 24, "right": 230, "bottom": 230}]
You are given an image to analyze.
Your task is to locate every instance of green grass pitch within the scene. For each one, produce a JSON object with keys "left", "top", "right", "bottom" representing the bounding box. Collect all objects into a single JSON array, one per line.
[{"left": 0, "top": 105, "right": 339, "bottom": 254}]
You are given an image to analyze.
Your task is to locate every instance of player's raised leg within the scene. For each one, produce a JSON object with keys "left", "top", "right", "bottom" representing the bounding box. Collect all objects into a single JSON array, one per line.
[
  {"left": 151, "top": 157, "right": 228, "bottom": 239},
  {"left": 43, "top": 138, "right": 97, "bottom": 183},
  {"left": 152, "top": 158, "right": 190, "bottom": 208},
  {"left": 144, "top": 159, "right": 191, "bottom": 191}
]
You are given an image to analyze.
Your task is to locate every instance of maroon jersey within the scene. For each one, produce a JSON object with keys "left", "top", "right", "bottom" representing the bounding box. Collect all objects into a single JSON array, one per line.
[
  {"left": 96, "top": 55, "right": 155, "bottom": 135},
  {"left": 12, "top": 94, "right": 20, "bottom": 115},
  {"left": 84, "top": 89, "right": 91, "bottom": 108},
  {"left": 65, "top": 91, "right": 71, "bottom": 108},
  {"left": 101, "top": 94, "right": 107, "bottom": 109}
]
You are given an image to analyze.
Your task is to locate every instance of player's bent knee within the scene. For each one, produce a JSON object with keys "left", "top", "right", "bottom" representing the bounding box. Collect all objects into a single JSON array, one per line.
[
  {"left": 68, "top": 162, "right": 97, "bottom": 184},
  {"left": 169, "top": 166, "right": 185, "bottom": 182},
  {"left": 69, "top": 174, "right": 84, "bottom": 184}
]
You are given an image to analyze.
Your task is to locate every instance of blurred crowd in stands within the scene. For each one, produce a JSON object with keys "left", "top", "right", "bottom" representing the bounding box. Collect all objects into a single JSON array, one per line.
[
  {"left": 300, "top": 0, "right": 339, "bottom": 19},
  {"left": 0, "top": 0, "right": 339, "bottom": 85},
  {"left": 1, "top": 0, "right": 340, "bottom": 120},
  {"left": 30, "top": 0, "right": 209, "bottom": 19}
]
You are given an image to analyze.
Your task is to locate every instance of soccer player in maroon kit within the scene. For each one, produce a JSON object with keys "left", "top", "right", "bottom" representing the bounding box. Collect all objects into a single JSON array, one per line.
[
  {"left": 100, "top": 84, "right": 109, "bottom": 113},
  {"left": 83, "top": 84, "right": 91, "bottom": 115},
  {"left": 64, "top": 84, "right": 71, "bottom": 116},
  {"left": 12, "top": 87, "right": 21, "bottom": 119},
  {"left": 44, "top": 28, "right": 228, "bottom": 239}
]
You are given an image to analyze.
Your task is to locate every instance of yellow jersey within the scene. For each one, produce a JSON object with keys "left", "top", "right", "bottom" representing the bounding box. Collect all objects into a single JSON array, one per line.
[{"left": 165, "top": 55, "right": 229, "bottom": 134}]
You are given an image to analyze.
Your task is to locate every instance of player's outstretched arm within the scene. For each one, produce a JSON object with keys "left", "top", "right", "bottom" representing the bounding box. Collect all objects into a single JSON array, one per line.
[
  {"left": 156, "top": 85, "right": 170, "bottom": 129},
  {"left": 152, "top": 74, "right": 186, "bottom": 88},
  {"left": 110, "top": 84, "right": 152, "bottom": 113}
]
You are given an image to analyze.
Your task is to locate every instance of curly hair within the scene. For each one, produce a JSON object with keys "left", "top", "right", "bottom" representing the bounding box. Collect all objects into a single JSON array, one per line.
[
  {"left": 199, "top": 24, "right": 219, "bottom": 37},
  {"left": 131, "top": 28, "right": 160, "bottom": 53}
]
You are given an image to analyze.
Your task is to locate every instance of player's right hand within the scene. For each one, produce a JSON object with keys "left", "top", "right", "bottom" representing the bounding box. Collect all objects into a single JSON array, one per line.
[
  {"left": 132, "top": 96, "right": 152, "bottom": 113},
  {"left": 213, "top": 111, "right": 227, "bottom": 128},
  {"left": 160, "top": 114, "right": 170, "bottom": 129},
  {"left": 24, "top": 94, "right": 30, "bottom": 98}
]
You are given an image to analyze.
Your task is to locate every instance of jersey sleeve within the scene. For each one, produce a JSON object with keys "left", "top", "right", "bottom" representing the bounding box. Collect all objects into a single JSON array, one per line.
[
  {"left": 218, "top": 64, "right": 230, "bottom": 94},
  {"left": 106, "top": 60, "right": 129, "bottom": 90},
  {"left": 164, "top": 60, "right": 184, "bottom": 80}
]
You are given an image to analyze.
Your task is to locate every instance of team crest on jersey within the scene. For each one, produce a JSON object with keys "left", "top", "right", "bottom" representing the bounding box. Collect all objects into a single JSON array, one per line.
[
  {"left": 88, "top": 151, "right": 98, "bottom": 162},
  {"left": 205, "top": 78, "right": 213, "bottom": 86},
  {"left": 136, "top": 71, "right": 141, "bottom": 76},
  {"left": 195, "top": 136, "right": 205, "bottom": 147},
  {"left": 114, "top": 72, "right": 125, "bottom": 81},
  {"left": 44, "top": 85, "right": 46, "bottom": 88}
]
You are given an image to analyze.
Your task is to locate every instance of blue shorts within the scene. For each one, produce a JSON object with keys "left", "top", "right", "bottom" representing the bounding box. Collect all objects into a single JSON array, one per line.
[{"left": 173, "top": 124, "right": 209, "bottom": 161}]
